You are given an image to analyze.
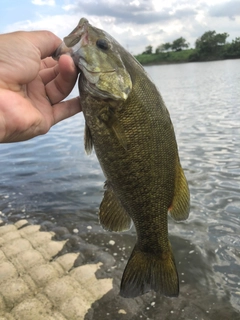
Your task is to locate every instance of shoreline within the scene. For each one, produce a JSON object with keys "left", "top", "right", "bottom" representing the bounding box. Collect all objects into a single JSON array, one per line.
[{"left": 135, "top": 52, "right": 240, "bottom": 67}]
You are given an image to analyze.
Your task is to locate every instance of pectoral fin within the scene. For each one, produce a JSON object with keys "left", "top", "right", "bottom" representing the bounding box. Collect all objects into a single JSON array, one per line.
[
  {"left": 84, "top": 122, "right": 93, "bottom": 155},
  {"left": 111, "top": 116, "right": 128, "bottom": 151},
  {"left": 98, "top": 107, "right": 128, "bottom": 151},
  {"left": 169, "top": 163, "right": 190, "bottom": 221},
  {"left": 99, "top": 181, "right": 132, "bottom": 232}
]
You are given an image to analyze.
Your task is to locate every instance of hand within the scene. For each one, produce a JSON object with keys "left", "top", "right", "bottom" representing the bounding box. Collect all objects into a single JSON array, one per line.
[{"left": 0, "top": 30, "right": 80, "bottom": 143}]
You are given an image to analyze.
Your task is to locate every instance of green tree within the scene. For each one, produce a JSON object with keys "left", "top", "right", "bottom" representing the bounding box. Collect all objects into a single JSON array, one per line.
[
  {"left": 215, "top": 32, "right": 229, "bottom": 45},
  {"left": 155, "top": 42, "right": 172, "bottom": 53},
  {"left": 155, "top": 44, "right": 165, "bottom": 53},
  {"left": 171, "top": 37, "right": 189, "bottom": 51},
  {"left": 142, "top": 45, "right": 153, "bottom": 54},
  {"left": 225, "top": 37, "right": 240, "bottom": 58},
  {"left": 163, "top": 42, "right": 172, "bottom": 51},
  {"left": 195, "top": 31, "right": 229, "bottom": 53}
]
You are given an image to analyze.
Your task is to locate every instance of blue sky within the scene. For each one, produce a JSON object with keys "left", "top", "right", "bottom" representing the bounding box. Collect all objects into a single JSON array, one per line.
[{"left": 1, "top": 0, "right": 240, "bottom": 54}]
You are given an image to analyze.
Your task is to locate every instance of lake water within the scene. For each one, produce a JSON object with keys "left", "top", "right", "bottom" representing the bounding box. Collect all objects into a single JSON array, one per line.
[{"left": 1, "top": 59, "right": 240, "bottom": 319}]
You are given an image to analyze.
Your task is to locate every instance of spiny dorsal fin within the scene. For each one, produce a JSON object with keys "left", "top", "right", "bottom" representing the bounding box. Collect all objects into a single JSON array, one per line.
[
  {"left": 169, "top": 162, "right": 190, "bottom": 221},
  {"left": 99, "top": 181, "right": 132, "bottom": 232},
  {"left": 84, "top": 122, "right": 93, "bottom": 155}
]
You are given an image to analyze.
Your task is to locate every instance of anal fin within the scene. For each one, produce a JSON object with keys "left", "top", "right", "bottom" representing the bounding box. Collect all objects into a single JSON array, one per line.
[
  {"left": 99, "top": 182, "right": 132, "bottom": 232},
  {"left": 169, "top": 162, "right": 190, "bottom": 221}
]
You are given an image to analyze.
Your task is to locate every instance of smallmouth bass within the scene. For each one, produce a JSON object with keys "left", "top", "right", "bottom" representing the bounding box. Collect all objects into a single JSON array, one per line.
[{"left": 53, "top": 18, "right": 190, "bottom": 298}]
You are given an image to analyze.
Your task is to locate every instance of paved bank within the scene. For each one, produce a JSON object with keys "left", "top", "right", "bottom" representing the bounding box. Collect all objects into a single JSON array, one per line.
[
  {"left": 1, "top": 220, "right": 238, "bottom": 320},
  {"left": 0, "top": 220, "right": 112, "bottom": 320}
]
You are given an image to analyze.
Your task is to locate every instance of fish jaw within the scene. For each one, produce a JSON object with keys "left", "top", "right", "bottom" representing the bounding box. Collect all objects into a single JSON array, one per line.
[
  {"left": 53, "top": 18, "right": 89, "bottom": 60},
  {"left": 63, "top": 17, "right": 89, "bottom": 48}
]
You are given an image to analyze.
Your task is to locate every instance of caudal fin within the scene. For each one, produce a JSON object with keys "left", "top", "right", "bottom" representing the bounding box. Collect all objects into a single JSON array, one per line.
[{"left": 120, "top": 244, "right": 179, "bottom": 298}]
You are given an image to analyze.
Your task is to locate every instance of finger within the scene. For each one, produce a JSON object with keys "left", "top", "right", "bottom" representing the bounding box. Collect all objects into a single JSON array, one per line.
[
  {"left": 25, "top": 30, "right": 62, "bottom": 59},
  {"left": 52, "top": 97, "right": 82, "bottom": 125},
  {"left": 40, "top": 63, "right": 59, "bottom": 85},
  {"left": 40, "top": 57, "right": 58, "bottom": 70},
  {"left": 45, "top": 55, "right": 78, "bottom": 104},
  {"left": 39, "top": 55, "right": 76, "bottom": 85}
]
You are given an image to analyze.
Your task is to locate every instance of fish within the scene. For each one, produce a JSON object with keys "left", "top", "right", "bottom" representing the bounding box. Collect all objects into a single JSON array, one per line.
[{"left": 53, "top": 18, "right": 190, "bottom": 298}]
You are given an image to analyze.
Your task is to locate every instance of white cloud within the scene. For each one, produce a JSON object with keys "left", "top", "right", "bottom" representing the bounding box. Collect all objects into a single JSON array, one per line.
[
  {"left": 32, "top": 0, "right": 55, "bottom": 6},
  {"left": 62, "top": 4, "right": 77, "bottom": 11},
  {"left": 4, "top": 14, "right": 80, "bottom": 39},
  {"left": 2, "top": 0, "right": 240, "bottom": 55}
]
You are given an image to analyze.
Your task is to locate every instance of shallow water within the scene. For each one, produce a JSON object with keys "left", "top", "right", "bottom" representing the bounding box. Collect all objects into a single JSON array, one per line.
[{"left": 1, "top": 59, "right": 240, "bottom": 319}]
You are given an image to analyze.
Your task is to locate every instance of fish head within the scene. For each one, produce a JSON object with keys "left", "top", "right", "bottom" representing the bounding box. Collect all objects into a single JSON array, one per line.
[{"left": 53, "top": 18, "right": 132, "bottom": 101}]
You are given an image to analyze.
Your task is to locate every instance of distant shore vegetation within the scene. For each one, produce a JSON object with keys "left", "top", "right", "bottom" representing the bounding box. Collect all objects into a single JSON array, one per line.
[{"left": 135, "top": 31, "right": 240, "bottom": 65}]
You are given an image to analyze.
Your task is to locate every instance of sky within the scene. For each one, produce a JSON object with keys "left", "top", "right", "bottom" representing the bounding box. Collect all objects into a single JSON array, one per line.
[{"left": 0, "top": 0, "right": 240, "bottom": 54}]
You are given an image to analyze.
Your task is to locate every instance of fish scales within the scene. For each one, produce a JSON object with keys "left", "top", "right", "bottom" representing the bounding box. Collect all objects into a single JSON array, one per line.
[{"left": 53, "top": 18, "right": 190, "bottom": 298}]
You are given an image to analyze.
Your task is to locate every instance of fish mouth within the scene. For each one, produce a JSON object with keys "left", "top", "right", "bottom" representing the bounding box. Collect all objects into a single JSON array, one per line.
[
  {"left": 52, "top": 18, "right": 89, "bottom": 60},
  {"left": 53, "top": 41, "right": 115, "bottom": 87},
  {"left": 53, "top": 18, "right": 115, "bottom": 79}
]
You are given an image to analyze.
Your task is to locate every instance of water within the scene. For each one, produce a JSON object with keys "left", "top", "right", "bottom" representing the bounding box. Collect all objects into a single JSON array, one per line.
[{"left": 1, "top": 59, "right": 240, "bottom": 319}]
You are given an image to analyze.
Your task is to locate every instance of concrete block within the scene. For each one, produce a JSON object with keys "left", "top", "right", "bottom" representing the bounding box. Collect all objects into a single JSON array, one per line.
[
  {"left": 0, "top": 261, "right": 18, "bottom": 284},
  {"left": 0, "top": 225, "right": 16, "bottom": 237},
  {"left": 29, "top": 264, "right": 59, "bottom": 287},
  {"left": 38, "top": 240, "right": 67, "bottom": 260},
  {"left": 2, "top": 231, "right": 21, "bottom": 243},
  {"left": 24, "top": 231, "right": 54, "bottom": 248},
  {"left": 44, "top": 276, "right": 77, "bottom": 306},
  {"left": 14, "top": 220, "right": 29, "bottom": 229},
  {"left": 60, "top": 295, "right": 89, "bottom": 319},
  {"left": 19, "top": 225, "right": 40, "bottom": 236},
  {"left": 15, "top": 249, "right": 45, "bottom": 271},
  {"left": 1, "top": 239, "right": 32, "bottom": 258},
  {"left": 0, "top": 278, "right": 31, "bottom": 309},
  {"left": 55, "top": 253, "right": 79, "bottom": 272}
]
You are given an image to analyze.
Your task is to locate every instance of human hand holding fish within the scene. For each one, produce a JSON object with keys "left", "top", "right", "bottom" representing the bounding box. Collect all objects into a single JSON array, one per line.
[{"left": 0, "top": 30, "right": 81, "bottom": 143}]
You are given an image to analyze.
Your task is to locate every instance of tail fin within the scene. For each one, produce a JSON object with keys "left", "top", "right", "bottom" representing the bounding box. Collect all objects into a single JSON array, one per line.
[{"left": 120, "top": 244, "right": 179, "bottom": 298}]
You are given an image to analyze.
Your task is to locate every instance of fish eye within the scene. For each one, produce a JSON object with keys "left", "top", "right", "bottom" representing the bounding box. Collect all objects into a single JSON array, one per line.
[{"left": 96, "top": 39, "right": 109, "bottom": 50}]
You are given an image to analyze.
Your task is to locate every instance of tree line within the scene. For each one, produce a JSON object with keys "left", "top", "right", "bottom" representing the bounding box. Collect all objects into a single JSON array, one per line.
[{"left": 141, "top": 31, "right": 240, "bottom": 61}]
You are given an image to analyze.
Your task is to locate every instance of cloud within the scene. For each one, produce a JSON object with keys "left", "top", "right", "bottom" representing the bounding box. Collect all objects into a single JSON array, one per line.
[
  {"left": 2, "top": 0, "right": 240, "bottom": 55},
  {"left": 32, "top": 0, "right": 55, "bottom": 6},
  {"left": 209, "top": 0, "right": 240, "bottom": 20},
  {"left": 3, "top": 14, "right": 81, "bottom": 40},
  {"left": 67, "top": 0, "right": 197, "bottom": 25}
]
